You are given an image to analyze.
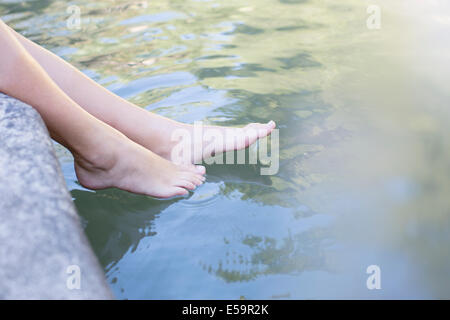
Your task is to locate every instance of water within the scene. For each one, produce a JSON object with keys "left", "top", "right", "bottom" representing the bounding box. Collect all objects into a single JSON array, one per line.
[{"left": 1, "top": 0, "right": 450, "bottom": 299}]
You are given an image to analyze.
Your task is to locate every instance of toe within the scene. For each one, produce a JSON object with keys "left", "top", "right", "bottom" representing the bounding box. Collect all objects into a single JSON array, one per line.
[
  {"left": 171, "top": 187, "right": 189, "bottom": 196},
  {"left": 179, "top": 171, "right": 205, "bottom": 187},
  {"left": 159, "top": 187, "right": 188, "bottom": 198},
  {"left": 254, "top": 121, "right": 276, "bottom": 138},
  {"left": 177, "top": 180, "right": 196, "bottom": 190},
  {"left": 182, "top": 164, "right": 206, "bottom": 175},
  {"left": 195, "top": 165, "right": 206, "bottom": 174},
  {"left": 180, "top": 171, "right": 197, "bottom": 180},
  {"left": 192, "top": 176, "right": 204, "bottom": 186}
]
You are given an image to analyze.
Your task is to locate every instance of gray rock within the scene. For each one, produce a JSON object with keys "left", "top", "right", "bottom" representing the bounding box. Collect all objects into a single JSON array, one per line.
[{"left": 0, "top": 93, "right": 113, "bottom": 299}]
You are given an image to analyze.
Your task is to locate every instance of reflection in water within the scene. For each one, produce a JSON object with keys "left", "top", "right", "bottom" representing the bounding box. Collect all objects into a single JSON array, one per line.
[
  {"left": 203, "top": 225, "right": 333, "bottom": 284},
  {"left": 2, "top": 0, "right": 450, "bottom": 298},
  {"left": 71, "top": 189, "right": 174, "bottom": 271}
]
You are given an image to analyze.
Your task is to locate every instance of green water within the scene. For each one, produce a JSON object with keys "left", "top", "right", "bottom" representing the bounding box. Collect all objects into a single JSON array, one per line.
[{"left": 2, "top": 0, "right": 450, "bottom": 299}]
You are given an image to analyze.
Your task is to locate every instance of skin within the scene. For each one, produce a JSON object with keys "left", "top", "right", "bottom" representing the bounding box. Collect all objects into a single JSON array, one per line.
[{"left": 0, "top": 19, "right": 276, "bottom": 198}]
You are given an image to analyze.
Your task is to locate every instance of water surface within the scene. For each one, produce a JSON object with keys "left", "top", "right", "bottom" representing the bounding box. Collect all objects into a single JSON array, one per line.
[{"left": 2, "top": 0, "right": 450, "bottom": 299}]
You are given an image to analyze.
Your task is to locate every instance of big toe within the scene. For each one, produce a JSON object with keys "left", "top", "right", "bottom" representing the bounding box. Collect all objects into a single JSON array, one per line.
[
  {"left": 267, "top": 120, "right": 276, "bottom": 130},
  {"left": 258, "top": 120, "right": 276, "bottom": 135},
  {"left": 176, "top": 180, "right": 196, "bottom": 190},
  {"left": 179, "top": 171, "right": 205, "bottom": 184},
  {"left": 183, "top": 164, "right": 206, "bottom": 175},
  {"left": 194, "top": 165, "right": 206, "bottom": 174},
  {"left": 261, "top": 120, "right": 276, "bottom": 136},
  {"left": 245, "top": 121, "right": 276, "bottom": 138},
  {"left": 160, "top": 187, "right": 189, "bottom": 198}
]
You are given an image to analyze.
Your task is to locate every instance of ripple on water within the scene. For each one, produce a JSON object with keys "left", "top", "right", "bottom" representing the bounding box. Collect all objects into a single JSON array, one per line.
[{"left": 180, "top": 180, "right": 225, "bottom": 208}]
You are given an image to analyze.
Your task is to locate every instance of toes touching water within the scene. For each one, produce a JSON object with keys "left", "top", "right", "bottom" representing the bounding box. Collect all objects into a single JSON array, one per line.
[
  {"left": 73, "top": 119, "right": 275, "bottom": 199},
  {"left": 0, "top": 19, "right": 276, "bottom": 198}
]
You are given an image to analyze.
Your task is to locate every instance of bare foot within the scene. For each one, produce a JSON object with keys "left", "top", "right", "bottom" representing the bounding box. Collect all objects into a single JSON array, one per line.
[
  {"left": 152, "top": 120, "right": 277, "bottom": 164},
  {"left": 73, "top": 125, "right": 206, "bottom": 198}
]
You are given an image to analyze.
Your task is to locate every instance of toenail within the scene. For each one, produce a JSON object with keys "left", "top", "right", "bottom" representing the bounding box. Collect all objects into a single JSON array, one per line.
[{"left": 196, "top": 165, "right": 206, "bottom": 173}]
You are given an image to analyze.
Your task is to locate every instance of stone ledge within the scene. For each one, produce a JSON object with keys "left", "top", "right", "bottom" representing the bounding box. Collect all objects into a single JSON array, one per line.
[{"left": 0, "top": 93, "right": 113, "bottom": 299}]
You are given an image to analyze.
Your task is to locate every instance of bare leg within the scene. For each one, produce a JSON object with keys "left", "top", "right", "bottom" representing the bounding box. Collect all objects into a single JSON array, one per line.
[
  {"left": 10, "top": 28, "right": 276, "bottom": 164},
  {"left": 0, "top": 20, "right": 205, "bottom": 198}
]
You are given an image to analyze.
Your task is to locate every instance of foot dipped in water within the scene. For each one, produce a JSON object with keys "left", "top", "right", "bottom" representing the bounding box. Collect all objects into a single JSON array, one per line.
[
  {"left": 73, "top": 121, "right": 206, "bottom": 198},
  {"left": 151, "top": 120, "right": 277, "bottom": 164}
]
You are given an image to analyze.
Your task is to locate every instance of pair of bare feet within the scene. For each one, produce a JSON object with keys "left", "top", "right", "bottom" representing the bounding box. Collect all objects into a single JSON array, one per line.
[
  {"left": 0, "top": 19, "right": 276, "bottom": 198},
  {"left": 73, "top": 118, "right": 276, "bottom": 198}
]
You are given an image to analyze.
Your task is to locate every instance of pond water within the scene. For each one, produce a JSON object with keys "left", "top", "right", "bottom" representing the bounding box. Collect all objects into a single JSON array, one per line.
[{"left": 1, "top": 0, "right": 450, "bottom": 299}]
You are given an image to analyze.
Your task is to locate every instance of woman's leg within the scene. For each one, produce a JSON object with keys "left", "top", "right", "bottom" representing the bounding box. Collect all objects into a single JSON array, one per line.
[
  {"left": 0, "top": 19, "right": 204, "bottom": 198},
  {"left": 10, "top": 28, "right": 276, "bottom": 164}
]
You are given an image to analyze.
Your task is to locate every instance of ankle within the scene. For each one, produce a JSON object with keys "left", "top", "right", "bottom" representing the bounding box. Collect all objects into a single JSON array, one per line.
[
  {"left": 71, "top": 126, "right": 123, "bottom": 173},
  {"left": 73, "top": 147, "right": 118, "bottom": 173}
]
